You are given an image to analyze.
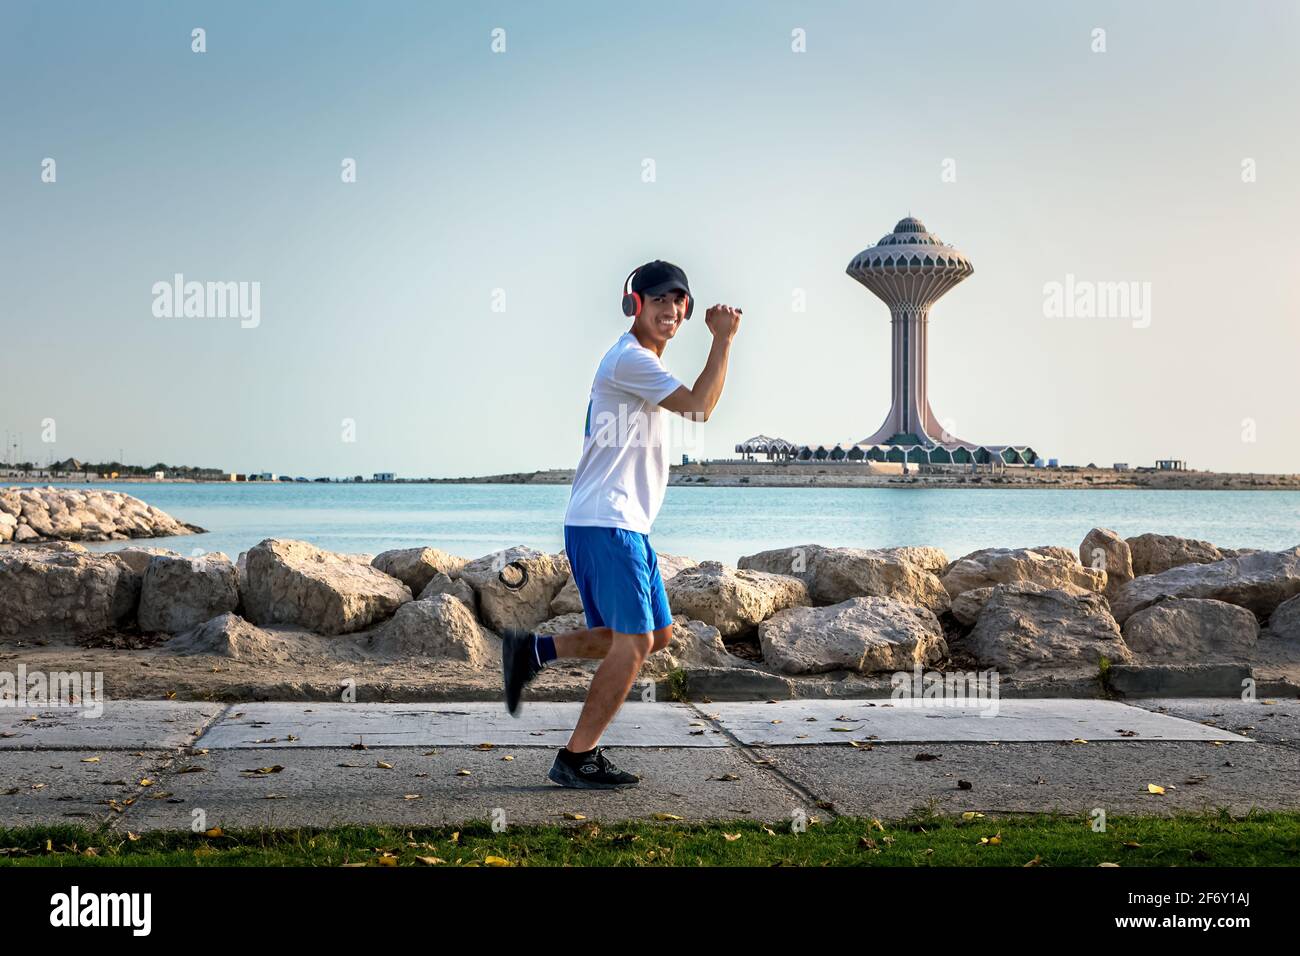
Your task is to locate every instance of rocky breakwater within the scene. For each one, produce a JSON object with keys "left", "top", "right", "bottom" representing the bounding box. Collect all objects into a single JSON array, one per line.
[
  {"left": 0, "top": 539, "right": 754, "bottom": 696},
  {"left": 2, "top": 529, "right": 1297, "bottom": 699},
  {"left": 0, "top": 486, "right": 204, "bottom": 545}
]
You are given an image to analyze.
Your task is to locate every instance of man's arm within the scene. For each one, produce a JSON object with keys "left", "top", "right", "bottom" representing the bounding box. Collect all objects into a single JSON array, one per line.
[{"left": 659, "top": 304, "right": 741, "bottom": 422}]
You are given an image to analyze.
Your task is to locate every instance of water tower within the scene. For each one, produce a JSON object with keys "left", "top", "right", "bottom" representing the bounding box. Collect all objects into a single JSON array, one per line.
[{"left": 846, "top": 216, "right": 976, "bottom": 447}]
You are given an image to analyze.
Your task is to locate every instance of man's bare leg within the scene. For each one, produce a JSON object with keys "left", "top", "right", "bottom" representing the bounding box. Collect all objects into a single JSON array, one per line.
[
  {"left": 553, "top": 624, "right": 671, "bottom": 661},
  {"left": 567, "top": 630, "right": 652, "bottom": 753},
  {"left": 553, "top": 626, "right": 613, "bottom": 660}
]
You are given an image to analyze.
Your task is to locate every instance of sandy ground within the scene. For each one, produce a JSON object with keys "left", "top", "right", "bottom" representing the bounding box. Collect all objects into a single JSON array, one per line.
[
  {"left": 3, "top": 632, "right": 1297, "bottom": 703},
  {"left": 0, "top": 633, "right": 600, "bottom": 703}
]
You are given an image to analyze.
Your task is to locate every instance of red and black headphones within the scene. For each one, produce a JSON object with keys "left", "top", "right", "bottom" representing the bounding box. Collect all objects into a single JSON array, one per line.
[{"left": 621, "top": 263, "right": 694, "bottom": 320}]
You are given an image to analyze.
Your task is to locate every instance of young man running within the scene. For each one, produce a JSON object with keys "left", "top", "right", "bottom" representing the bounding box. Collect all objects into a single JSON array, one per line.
[{"left": 501, "top": 259, "right": 741, "bottom": 789}]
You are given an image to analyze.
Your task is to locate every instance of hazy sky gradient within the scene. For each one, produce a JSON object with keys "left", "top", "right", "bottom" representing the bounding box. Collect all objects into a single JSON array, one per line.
[{"left": 3, "top": 0, "right": 1298, "bottom": 476}]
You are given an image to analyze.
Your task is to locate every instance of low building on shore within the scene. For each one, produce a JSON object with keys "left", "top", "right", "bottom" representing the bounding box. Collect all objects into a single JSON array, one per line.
[{"left": 734, "top": 435, "right": 798, "bottom": 462}]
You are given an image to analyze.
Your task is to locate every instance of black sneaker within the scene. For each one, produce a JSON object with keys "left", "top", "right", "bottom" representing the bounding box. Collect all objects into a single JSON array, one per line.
[
  {"left": 501, "top": 628, "right": 542, "bottom": 717},
  {"left": 547, "top": 747, "right": 640, "bottom": 789}
]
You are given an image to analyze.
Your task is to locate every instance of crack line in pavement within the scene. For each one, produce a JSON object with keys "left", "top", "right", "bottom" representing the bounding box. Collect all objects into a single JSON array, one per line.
[
  {"left": 684, "top": 701, "right": 841, "bottom": 821},
  {"left": 101, "top": 703, "right": 235, "bottom": 833},
  {"left": 104, "top": 750, "right": 185, "bottom": 834},
  {"left": 188, "top": 702, "right": 237, "bottom": 749}
]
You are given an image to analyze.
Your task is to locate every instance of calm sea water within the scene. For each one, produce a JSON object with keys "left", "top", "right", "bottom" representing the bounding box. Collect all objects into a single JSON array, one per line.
[{"left": 7, "top": 481, "right": 1299, "bottom": 565}]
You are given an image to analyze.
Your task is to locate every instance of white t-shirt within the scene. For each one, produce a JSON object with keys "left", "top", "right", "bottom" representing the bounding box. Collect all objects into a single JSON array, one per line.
[{"left": 563, "top": 332, "right": 686, "bottom": 533}]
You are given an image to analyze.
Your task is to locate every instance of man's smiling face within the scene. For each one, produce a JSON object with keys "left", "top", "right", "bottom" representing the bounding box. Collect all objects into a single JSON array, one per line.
[{"left": 633, "top": 289, "right": 688, "bottom": 351}]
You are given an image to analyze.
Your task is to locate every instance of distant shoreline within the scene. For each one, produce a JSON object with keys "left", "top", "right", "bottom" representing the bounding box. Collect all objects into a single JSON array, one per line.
[
  {"left": 428, "top": 465, "right": 1300, "bottom": 491},
  {"left": 9, "top": 463, "right": 1297, "bottom": 491}
]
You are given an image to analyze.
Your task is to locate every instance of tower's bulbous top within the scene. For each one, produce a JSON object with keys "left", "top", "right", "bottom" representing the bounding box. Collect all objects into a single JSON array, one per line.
[{"left": 845, "top": 215, "right": 974, "bottom": 303}]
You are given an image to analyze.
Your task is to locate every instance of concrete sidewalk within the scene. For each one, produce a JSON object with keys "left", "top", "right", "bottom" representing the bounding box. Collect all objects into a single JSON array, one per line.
[{"left": 2, "top": 698, "right": 1297, "bottom": 831}]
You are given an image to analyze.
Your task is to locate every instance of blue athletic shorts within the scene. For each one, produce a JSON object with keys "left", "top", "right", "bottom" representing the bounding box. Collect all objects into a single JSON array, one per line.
[{"left": 562, "top": 524, "right": 674, "bottom": 635}]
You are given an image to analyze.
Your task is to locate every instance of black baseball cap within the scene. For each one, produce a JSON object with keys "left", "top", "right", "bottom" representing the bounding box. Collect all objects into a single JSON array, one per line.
[{"left": 631, "top": 260, "right": 691, "bottom": 298}]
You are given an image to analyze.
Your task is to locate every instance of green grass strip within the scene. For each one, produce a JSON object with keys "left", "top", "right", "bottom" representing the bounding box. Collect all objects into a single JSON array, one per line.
[{"left": 3, "top": 810, "right": 1299, "bottom": 867}]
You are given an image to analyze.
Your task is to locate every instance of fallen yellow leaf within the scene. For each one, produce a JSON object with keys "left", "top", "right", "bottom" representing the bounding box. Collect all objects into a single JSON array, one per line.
[{"left": 1147, "top": 784, "right": 1165, "bottom": 795}]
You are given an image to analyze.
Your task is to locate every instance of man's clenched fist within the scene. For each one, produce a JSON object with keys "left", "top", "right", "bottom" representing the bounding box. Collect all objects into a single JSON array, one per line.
[{"left": 705, "top": 304, "right": 742, "bottom": 340}]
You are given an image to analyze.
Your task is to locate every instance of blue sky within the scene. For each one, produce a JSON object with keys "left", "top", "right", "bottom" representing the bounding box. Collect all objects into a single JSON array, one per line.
[{"left": 3, "top": 0, "right": 1297, "bottom": 476}]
